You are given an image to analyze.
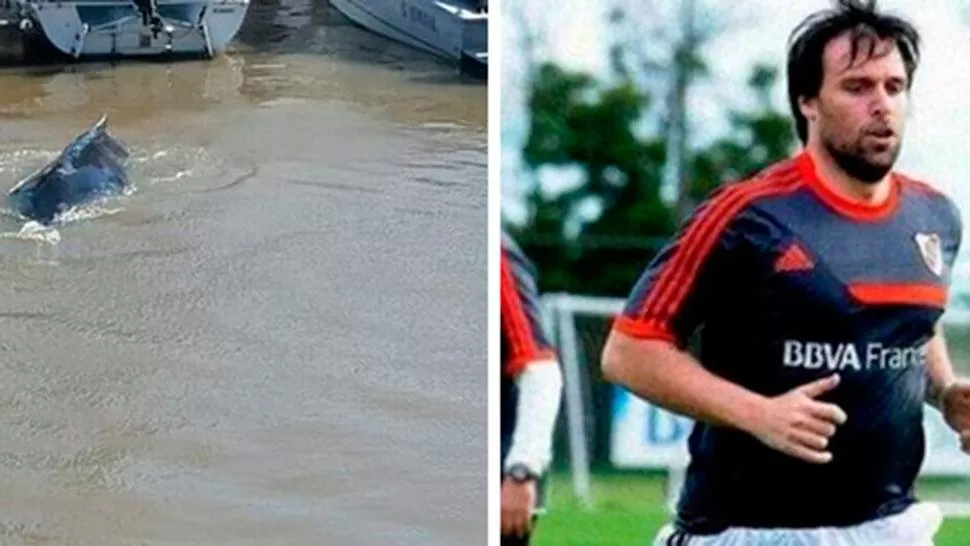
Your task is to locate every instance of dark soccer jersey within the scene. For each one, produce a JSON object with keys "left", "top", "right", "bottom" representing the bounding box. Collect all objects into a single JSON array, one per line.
[
  {"left": 500, "top": 233, "right": 556, "bottom": 469},
  {"left": 613, "top": 151, "right": 963, "bottom": 533}
]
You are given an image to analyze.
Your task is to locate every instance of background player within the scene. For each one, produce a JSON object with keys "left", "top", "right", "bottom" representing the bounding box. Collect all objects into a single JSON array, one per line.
[{"left": 500, "top": 232, "right": 564, "bottom": 545}]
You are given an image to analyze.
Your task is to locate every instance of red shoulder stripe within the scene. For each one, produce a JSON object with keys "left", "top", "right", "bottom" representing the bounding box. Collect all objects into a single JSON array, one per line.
[
  {"left": 500, "top": 255, "right": 546, "bottom": 368},
  {"left": 635, "top": 168, "right": 803, "bottom": 324}
]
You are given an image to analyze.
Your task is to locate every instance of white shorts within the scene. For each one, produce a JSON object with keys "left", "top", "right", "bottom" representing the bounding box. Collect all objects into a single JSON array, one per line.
[{"left": 652, "top": 502, "right": 943, "bottom": 546}]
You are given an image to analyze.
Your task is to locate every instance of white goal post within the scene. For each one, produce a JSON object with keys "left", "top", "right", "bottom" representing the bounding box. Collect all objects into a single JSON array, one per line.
[{"left": 541, "top": 292, "right": 970, "bottom": 516}]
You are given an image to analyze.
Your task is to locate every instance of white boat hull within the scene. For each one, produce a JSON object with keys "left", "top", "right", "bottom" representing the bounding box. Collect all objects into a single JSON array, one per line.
[
  {"left": 21, "top": 0, "right": 248, "bottom": 58},
  {"left": 329, "top": 0, "right": 485, "bottom": 74}
]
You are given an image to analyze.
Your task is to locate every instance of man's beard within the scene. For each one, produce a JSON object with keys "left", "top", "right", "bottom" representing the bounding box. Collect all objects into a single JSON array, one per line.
[{"left": 822, "top": 134, "right": 899, "bottom": 185}]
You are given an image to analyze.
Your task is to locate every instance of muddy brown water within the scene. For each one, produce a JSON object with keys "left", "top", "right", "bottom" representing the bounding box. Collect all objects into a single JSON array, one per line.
[{"left": 0, "top": 0, "right": 487, "bottom": 543}]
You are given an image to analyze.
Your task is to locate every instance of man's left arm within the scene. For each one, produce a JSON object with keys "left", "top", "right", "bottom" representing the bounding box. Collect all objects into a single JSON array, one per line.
[
  {"left": 927, "top": 196, "right": 970, "bottom": 448},
  {"left": 925, "top": 324, "right": 970, "bottom": 454},
  {"left": 500, "top": 248, "right": 563, "bottom": 476},
  {"left": 925, "top": 322, "right": 958, "bottom": 412},
  {"left": 499, "top": 244, "right": 564, "bottom": 538}
]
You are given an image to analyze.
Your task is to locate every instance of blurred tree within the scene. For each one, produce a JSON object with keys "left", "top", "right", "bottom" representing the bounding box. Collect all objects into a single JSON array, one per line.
[
  {"left": 688, "top": 64, "right": 796, "bottom": 205},
  {"left": 507, "top": 6, "right": 797, "bottom": 297},
  {"left": 508, "top": 61, "right": 660, "bottom": 294}
]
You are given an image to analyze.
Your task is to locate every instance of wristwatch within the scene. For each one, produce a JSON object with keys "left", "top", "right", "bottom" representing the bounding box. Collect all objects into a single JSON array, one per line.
[{"left": 505, "top": 463, "right": 540, "bottom": 483}]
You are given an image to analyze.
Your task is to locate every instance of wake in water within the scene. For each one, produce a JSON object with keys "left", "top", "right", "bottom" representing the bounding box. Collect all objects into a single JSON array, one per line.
[
  {"left": 2, "top": 220, "right": 62, "bottom": 245},
  {"left": 0, "top": 182, "right": 129, "bottom": 247},
  {"left": 0, "top": 200, "right": 131, "bottom": 245}
]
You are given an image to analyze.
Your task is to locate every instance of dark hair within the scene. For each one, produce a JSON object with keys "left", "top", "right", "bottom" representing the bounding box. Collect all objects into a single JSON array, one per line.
[{"left": 786, "top": 0, "right": 921, "bottom": 144}]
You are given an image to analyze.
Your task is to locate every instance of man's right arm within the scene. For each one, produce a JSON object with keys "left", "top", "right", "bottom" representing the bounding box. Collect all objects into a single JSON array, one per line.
[
  {"left": 601, "top": 333, "right": 768, "bottom": 432},
  {"left": 599, "top": 185, "right": 764, "bottom": 426},
  {"left": 600, "top": 190, "right": 846, "bottom": 464},
  {"left": 602, "top": 329, "right": 845, "bottom": 464}
]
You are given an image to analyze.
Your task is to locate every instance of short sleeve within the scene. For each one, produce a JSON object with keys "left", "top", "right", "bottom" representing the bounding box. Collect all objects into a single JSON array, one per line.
[
  {"left": 612, "top": 187, "right": 748, "bottom": 349},
  {"left": 501, "top": 237, "right": 556, "bottom": 377},
  {"left": 942, "top": 195, "right": 963, "bottom": 274}
]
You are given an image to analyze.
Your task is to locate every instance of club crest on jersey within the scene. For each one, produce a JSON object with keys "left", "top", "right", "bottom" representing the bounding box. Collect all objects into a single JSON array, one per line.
[{"left": 914, "top": 232, "right": 943, "bottom": 276}]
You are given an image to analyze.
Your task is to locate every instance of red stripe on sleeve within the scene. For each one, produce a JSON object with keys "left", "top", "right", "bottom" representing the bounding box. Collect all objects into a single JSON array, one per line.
[
  {"left": 500, "top": 255, "right": 553, "bottom": 375},
  {"left": 626, "top": 169, "right": 802, "bottom": 338}
]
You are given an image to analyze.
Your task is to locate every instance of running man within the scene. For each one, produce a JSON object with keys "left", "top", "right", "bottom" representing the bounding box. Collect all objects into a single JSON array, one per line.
[
  {"left": 500, "top": 232, "right": 564, "bottom": 545},
  {"left": 601, "top": 1, "right": 970, "bottom": 544}
]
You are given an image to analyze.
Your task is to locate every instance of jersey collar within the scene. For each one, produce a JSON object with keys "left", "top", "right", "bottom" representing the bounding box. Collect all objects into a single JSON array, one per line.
[{"left": 795, "top": 150, "right": 901, "bottom": 222}]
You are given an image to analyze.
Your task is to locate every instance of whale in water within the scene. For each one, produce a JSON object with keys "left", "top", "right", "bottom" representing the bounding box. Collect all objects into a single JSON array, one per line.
[{"left": 7, "top": 115, "right": 130, "bottom": 225}]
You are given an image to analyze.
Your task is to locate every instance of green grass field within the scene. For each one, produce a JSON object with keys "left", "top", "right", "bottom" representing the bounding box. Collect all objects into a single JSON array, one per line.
[{"left": 531, "top": 471, "right": 970, "bottom": 545}]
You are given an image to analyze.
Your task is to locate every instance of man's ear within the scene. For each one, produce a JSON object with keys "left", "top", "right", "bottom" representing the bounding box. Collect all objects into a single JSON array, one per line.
[{"left": 799, "top": 95, "right": 817, "bottom": 123}]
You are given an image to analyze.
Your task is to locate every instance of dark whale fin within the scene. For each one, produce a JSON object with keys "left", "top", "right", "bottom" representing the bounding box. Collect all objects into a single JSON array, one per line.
[
  {"left": 5, "top": 115, "right": 131, "bottom": 225},
  {"left": 8, "top": 114, "right": 130, "bottom": 197}
]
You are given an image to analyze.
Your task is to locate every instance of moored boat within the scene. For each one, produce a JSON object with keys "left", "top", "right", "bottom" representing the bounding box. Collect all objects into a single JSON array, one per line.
[
  {"left": 0, "top": 0, "right": 249, "bottom": 60},
  {"left": 329, "top": 0, "right": 486, "bottom": 79}
]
